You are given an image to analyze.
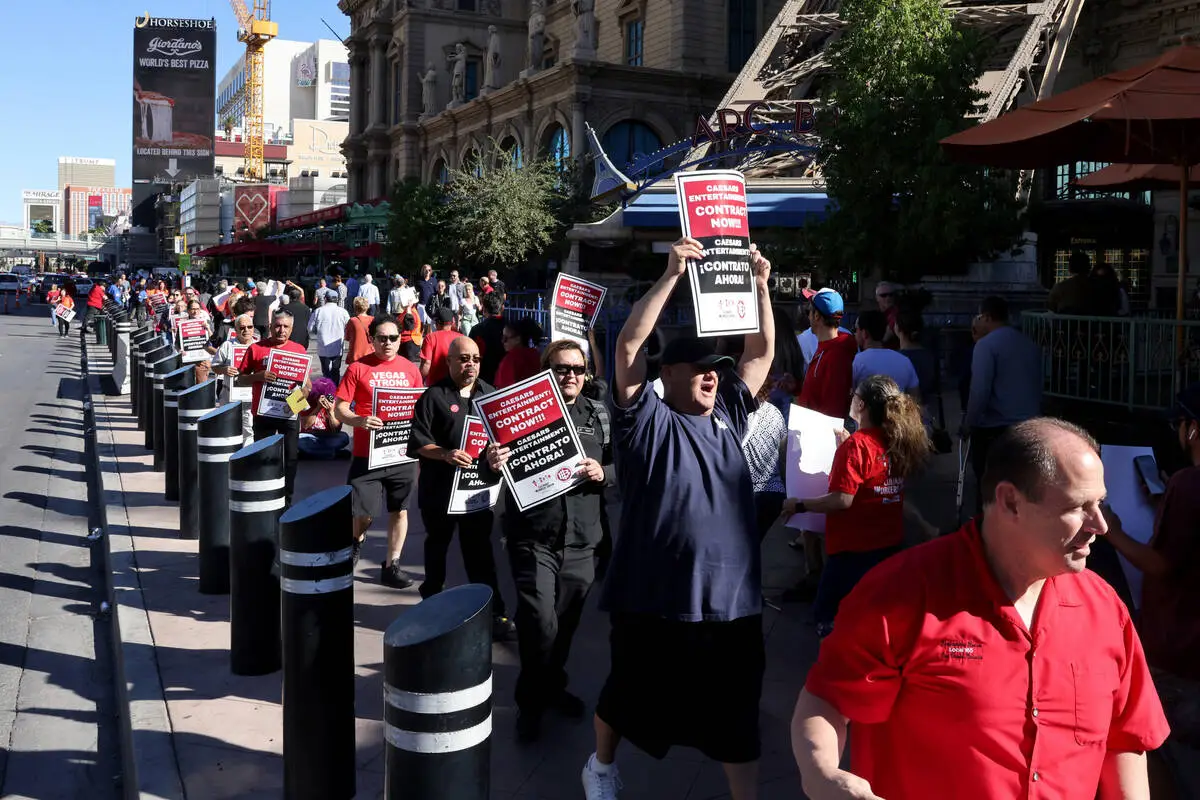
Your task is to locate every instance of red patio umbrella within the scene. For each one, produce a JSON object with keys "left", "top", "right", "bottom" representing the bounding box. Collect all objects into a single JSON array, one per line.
[
  {"left": 1074, "top": 162, "right": 1200, "bottom": 192},
  {"left": 941, "top": 42, "right": 1200, "bottom": 321}
]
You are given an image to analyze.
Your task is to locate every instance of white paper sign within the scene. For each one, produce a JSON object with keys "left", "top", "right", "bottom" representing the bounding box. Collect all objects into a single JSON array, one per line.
[
  {"left": 784, "top": 405, "right": 846, "bottom": 533},
  {"left": 1099, "top": 444, "right": 1157, "bottom": 609}
]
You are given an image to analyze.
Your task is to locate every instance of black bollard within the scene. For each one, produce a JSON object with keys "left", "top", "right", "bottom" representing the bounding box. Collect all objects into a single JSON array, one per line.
[
  {"left": 137, "top": 339, "right": 168, "bottom": 432},
  {"left": 197, "top": 403, "right": 245, "bottom": 594},
  {"left": 131, "top": 327, "right": 156, "bottom": 403},
  {"left": 151, "top": 352, "right": 182, "bottom": 470},
  {"left": 177, "top": 379, "right": 217, "bottom": 540},
  {"left": 280, "top": 485, "right": 356, "bottom": 800},
  {"left": 229, "top": 434, "right": 285, "bottom": 676},
  {"left": 384, "top": 584, "right": 494, "bottom": 800},
  {"left": 141, "top": 342, "right": 172, "bottom": 440},
  {"left": 162, "top": 365, "right": 196, "bottom": 502}
]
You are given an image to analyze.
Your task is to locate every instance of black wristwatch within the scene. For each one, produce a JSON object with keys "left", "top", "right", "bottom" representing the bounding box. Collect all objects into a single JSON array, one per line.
[{"left": 795, "top": 500, "right": 808, "bottom": 514}]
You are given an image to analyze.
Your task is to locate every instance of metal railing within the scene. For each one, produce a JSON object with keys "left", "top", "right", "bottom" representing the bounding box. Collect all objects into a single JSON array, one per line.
[{"left": 1021, "top": 311, "right": 1200, "bottom": 410}]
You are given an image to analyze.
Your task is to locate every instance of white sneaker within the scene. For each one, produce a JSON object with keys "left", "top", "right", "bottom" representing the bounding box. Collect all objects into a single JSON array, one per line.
[{"left": 581, "top": 755, "right": 622, "bottom": 799}]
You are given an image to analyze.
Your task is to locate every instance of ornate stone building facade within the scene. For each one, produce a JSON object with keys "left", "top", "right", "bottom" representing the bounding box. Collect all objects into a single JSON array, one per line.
[{"left": 337, "top": 0, "right": 786, "bottom": 202}]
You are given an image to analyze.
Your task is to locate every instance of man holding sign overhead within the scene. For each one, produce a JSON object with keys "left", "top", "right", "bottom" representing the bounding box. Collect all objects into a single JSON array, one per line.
[
  {"left": 581, "top": 236, "right": 774, "bottom": 800},
  {"left": 335, "top": 315, "right": 424, "bottom": 589},
  {"left": 237, "top": 309, "right": 311, "bottom": 504}
]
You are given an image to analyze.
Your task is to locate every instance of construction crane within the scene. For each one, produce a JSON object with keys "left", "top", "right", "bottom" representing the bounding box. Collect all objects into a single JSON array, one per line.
[{"left": 228, "top": 0, "right": 277, "bottom": 182}]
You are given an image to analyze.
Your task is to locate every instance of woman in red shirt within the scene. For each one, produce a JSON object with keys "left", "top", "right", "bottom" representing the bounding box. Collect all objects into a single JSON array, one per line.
[
  {"left": 493, "top": 318, "right": 544, "bottom": 388},
  {"left": 781, "top": 374, "right": 930, "bottom": 636},
  {"left": 343, "top": 296, "right": 374, "bottom": 367}
]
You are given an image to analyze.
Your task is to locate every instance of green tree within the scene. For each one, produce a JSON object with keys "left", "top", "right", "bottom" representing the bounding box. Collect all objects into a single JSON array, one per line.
[
  {"left": 32, "top": 220, "right": 54, "bottom": 235},
  {"left": 444, "top": 141, "right": 562, "bottom": 266},
  {"left": 384, "top": 177, "right": 450, "bottom": 272},
  {"left": 811, "top": 0, "right": 1025, "bottom": 283}
]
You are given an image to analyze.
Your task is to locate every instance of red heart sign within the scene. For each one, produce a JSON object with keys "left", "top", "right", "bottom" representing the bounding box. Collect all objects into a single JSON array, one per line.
[{"left": 236, "top": 191, "right": 269, "bottom": 230}]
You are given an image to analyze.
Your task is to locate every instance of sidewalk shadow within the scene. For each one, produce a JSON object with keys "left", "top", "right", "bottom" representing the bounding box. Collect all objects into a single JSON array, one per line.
[
  {"left": 0, "top": 524, "right": 88, "bottom": 550},
  {"left": 20, "top": 445, "right": 85, "bottom": 466},
  {"left": 11, "top": 464, "right": 85, "bottom": 483},
  {"left": 26, "top": 428, "right": 85, "bottom": 439},
  {"left": 4, "top": 492, "right": 90, "bottom": 518}
]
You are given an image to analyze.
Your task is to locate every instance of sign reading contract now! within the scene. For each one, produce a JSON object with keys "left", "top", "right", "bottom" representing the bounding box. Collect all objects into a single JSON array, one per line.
[
  {"left": 675, "top": 169, "right": 759, "bottom": 338},
  {"left": 474, "top": 370, "right": 586, "bottom": 512},
  {"left": 178, "top": 319, "right": 209, "bottom": 363},
  {"left": 448, "top": 416, "right": 503, "bottom": 515},
  {"left": 548, "top": 274, "right": 606, "bottom": 356},
  {"left": 368, "top": 387, "right": 422, "bottom": 471},
  {"left": 257, "top": 350, "right": 310, "bottom": 419}
]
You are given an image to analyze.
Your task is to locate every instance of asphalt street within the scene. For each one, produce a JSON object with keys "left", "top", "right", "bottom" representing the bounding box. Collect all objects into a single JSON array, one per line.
[{"left": 0, "top": 304, "right": 121, "bottom": 799}]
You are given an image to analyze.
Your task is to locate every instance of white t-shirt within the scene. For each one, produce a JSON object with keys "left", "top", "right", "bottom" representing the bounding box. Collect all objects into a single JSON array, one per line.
[{"left": 851, "top": 347, "right": 920, "bottom": 394}]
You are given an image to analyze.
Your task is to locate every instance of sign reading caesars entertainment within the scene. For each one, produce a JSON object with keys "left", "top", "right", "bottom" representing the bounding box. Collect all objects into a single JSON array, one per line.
[{"left": 132, "top": 15, "right": 216, "bottom": 205}]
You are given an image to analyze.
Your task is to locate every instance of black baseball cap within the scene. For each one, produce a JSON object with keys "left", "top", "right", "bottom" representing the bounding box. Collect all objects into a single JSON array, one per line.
[
  {"left": 660, "top": 336, "right": 735, "bottom": 369},
  {"left": 436, "top": 306, "right": 455, "bottom": 324},
  {"left": 1168, "top": 383, "right": 1200, "bottom": 425}
]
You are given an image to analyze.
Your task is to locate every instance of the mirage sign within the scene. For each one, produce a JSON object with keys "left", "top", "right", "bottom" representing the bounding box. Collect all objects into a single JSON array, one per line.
[{"left": 131, "top": 16, "right": 216, "bottom": 211}]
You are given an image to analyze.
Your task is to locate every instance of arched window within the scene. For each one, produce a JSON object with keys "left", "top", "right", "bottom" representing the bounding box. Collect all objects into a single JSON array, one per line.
[
  {"left": 601, "top": 120, "right": 663, "bottom": 172},
  {"left": 432, "top": 158, "right": 449, "bottom": 186},
  {"left": 499, "top": 136, "right": 523, "bottom": 168},
  {"left": 547, "top": 126, "right": 570, "bottom": 172},
  {"left": 464, "top": 148, "right": 483, "bottom": 178}
]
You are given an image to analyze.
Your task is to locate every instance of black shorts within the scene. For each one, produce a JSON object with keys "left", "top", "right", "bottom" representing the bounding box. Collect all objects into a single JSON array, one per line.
[
  {"left": 595, "top": 613, "right": 764, "bottom": 763},
  {"left": 347, "top": 457, "right": 416, "bottom": 518}
]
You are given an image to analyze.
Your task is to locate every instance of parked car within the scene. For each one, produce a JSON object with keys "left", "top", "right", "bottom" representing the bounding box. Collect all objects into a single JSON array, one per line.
[{"left": 0, "top": 274, "right": 21, "bottom": 294}]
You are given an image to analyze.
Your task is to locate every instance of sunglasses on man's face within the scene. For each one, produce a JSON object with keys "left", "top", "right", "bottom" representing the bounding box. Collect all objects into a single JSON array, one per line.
[
  {"left": 456, "top": 355, "right": 481, "bottom": 364},
  {"left": 374, "top": 334, "right": 400, "bottom": 343},
  {"left": 552, "top": 364, "right": 587, "bottom": 377}
]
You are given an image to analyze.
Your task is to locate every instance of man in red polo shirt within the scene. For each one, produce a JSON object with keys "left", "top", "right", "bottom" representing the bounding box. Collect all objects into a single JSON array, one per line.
[
  {"left": 237, "top": 308, "right": 311, "bottom": 503},
  {"left": 419, "top": 306, "right": 463, "bottom": 386},
  {"left": 792, "top": 418, "right": 1169, "bottom": 800},
  {"left": 334, "top": 314, "right": 423, "bottom": 589}
]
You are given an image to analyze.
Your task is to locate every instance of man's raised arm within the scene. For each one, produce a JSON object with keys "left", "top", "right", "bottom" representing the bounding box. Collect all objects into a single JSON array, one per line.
[
  {"left": 612, "top": 237, "right": 702, "bottom": 408},
  {"left": 738, "top": 244, "right": 774, "bottom": 397}
]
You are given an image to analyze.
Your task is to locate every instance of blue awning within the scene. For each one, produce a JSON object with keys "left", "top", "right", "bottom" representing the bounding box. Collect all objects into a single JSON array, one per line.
[{"left": 622, "top": 190, "right": 831, "bottom": 229}]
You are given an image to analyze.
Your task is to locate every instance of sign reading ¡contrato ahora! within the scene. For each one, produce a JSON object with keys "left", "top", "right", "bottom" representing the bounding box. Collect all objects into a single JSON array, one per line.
[
  {"left": 548, "top": 274, "right": 606, "bottom": 357},
  {"left": 448, "top": 416, "right": 503, "bottom": 515},
  {"left": 675, "top": 169, "right": 759, "bottom": 338},
  {"left": 368, "top": 387, "right": 423, "bottom": 471},
  {"left": 473, "top": 371, "right": 586, "bottom": 512}
]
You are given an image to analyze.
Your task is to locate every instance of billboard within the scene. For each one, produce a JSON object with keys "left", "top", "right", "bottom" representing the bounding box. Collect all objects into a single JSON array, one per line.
[
  {"left": 132, "top": 15, "right": 216, "bottom": 224},
  {"left": 88, "top": 195, "right": 104, "bottom": 230}
]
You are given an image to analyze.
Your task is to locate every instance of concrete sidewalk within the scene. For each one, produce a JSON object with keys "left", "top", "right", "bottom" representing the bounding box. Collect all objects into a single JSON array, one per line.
[{"left": 86, "top": 340, "right": 969, "bottom": 800}]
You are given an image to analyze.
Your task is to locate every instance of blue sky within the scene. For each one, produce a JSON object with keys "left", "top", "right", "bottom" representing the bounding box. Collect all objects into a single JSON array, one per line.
[{"left": 0, "top": 0, "right": 347, "bottom": 225}]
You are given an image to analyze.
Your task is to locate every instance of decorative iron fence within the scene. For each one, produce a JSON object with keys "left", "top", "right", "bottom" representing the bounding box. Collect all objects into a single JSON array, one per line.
[{"left": 1021, "top": 311, "right": 1200, "bottom": 410}]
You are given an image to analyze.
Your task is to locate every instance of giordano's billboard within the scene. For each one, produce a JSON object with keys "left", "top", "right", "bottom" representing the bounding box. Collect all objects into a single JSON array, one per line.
[{"left": 131, "top": 14, "right": 216, "bottom": 224}]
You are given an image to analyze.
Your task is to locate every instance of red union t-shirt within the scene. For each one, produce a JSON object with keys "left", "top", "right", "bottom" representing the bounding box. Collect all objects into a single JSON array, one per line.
[
  {"left": 236, "top": 340, "right": 309, "bottom": 417},
  {"left": 336, "top": 353, "right": 423, "bottom": 457},
  {"left": 825, "top": 427, "right": 903, "bottom": 555},
  {"left": 419, "top": 330, "right": 464, "bottom": 386},
  {"left": 799, "top": 332, "right": 856, "bottom": 419},
  {"left": 804, "top": 521, "right": 1170, "bottom": 800}
]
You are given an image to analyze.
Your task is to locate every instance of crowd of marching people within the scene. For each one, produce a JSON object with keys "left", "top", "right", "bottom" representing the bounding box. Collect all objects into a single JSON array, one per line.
[{"left": 79, "top": 241, "right": 1200, "bottom": 799}]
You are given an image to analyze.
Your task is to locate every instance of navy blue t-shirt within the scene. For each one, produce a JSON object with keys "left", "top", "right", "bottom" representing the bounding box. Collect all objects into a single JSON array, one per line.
[{"left": 601, "top": 374, "right": 761, "bottom": 622}]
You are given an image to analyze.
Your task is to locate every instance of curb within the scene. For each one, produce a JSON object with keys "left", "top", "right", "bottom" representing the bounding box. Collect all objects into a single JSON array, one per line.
[{"left": 82, "top": 332, "right": 187, "bottom": 800}]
